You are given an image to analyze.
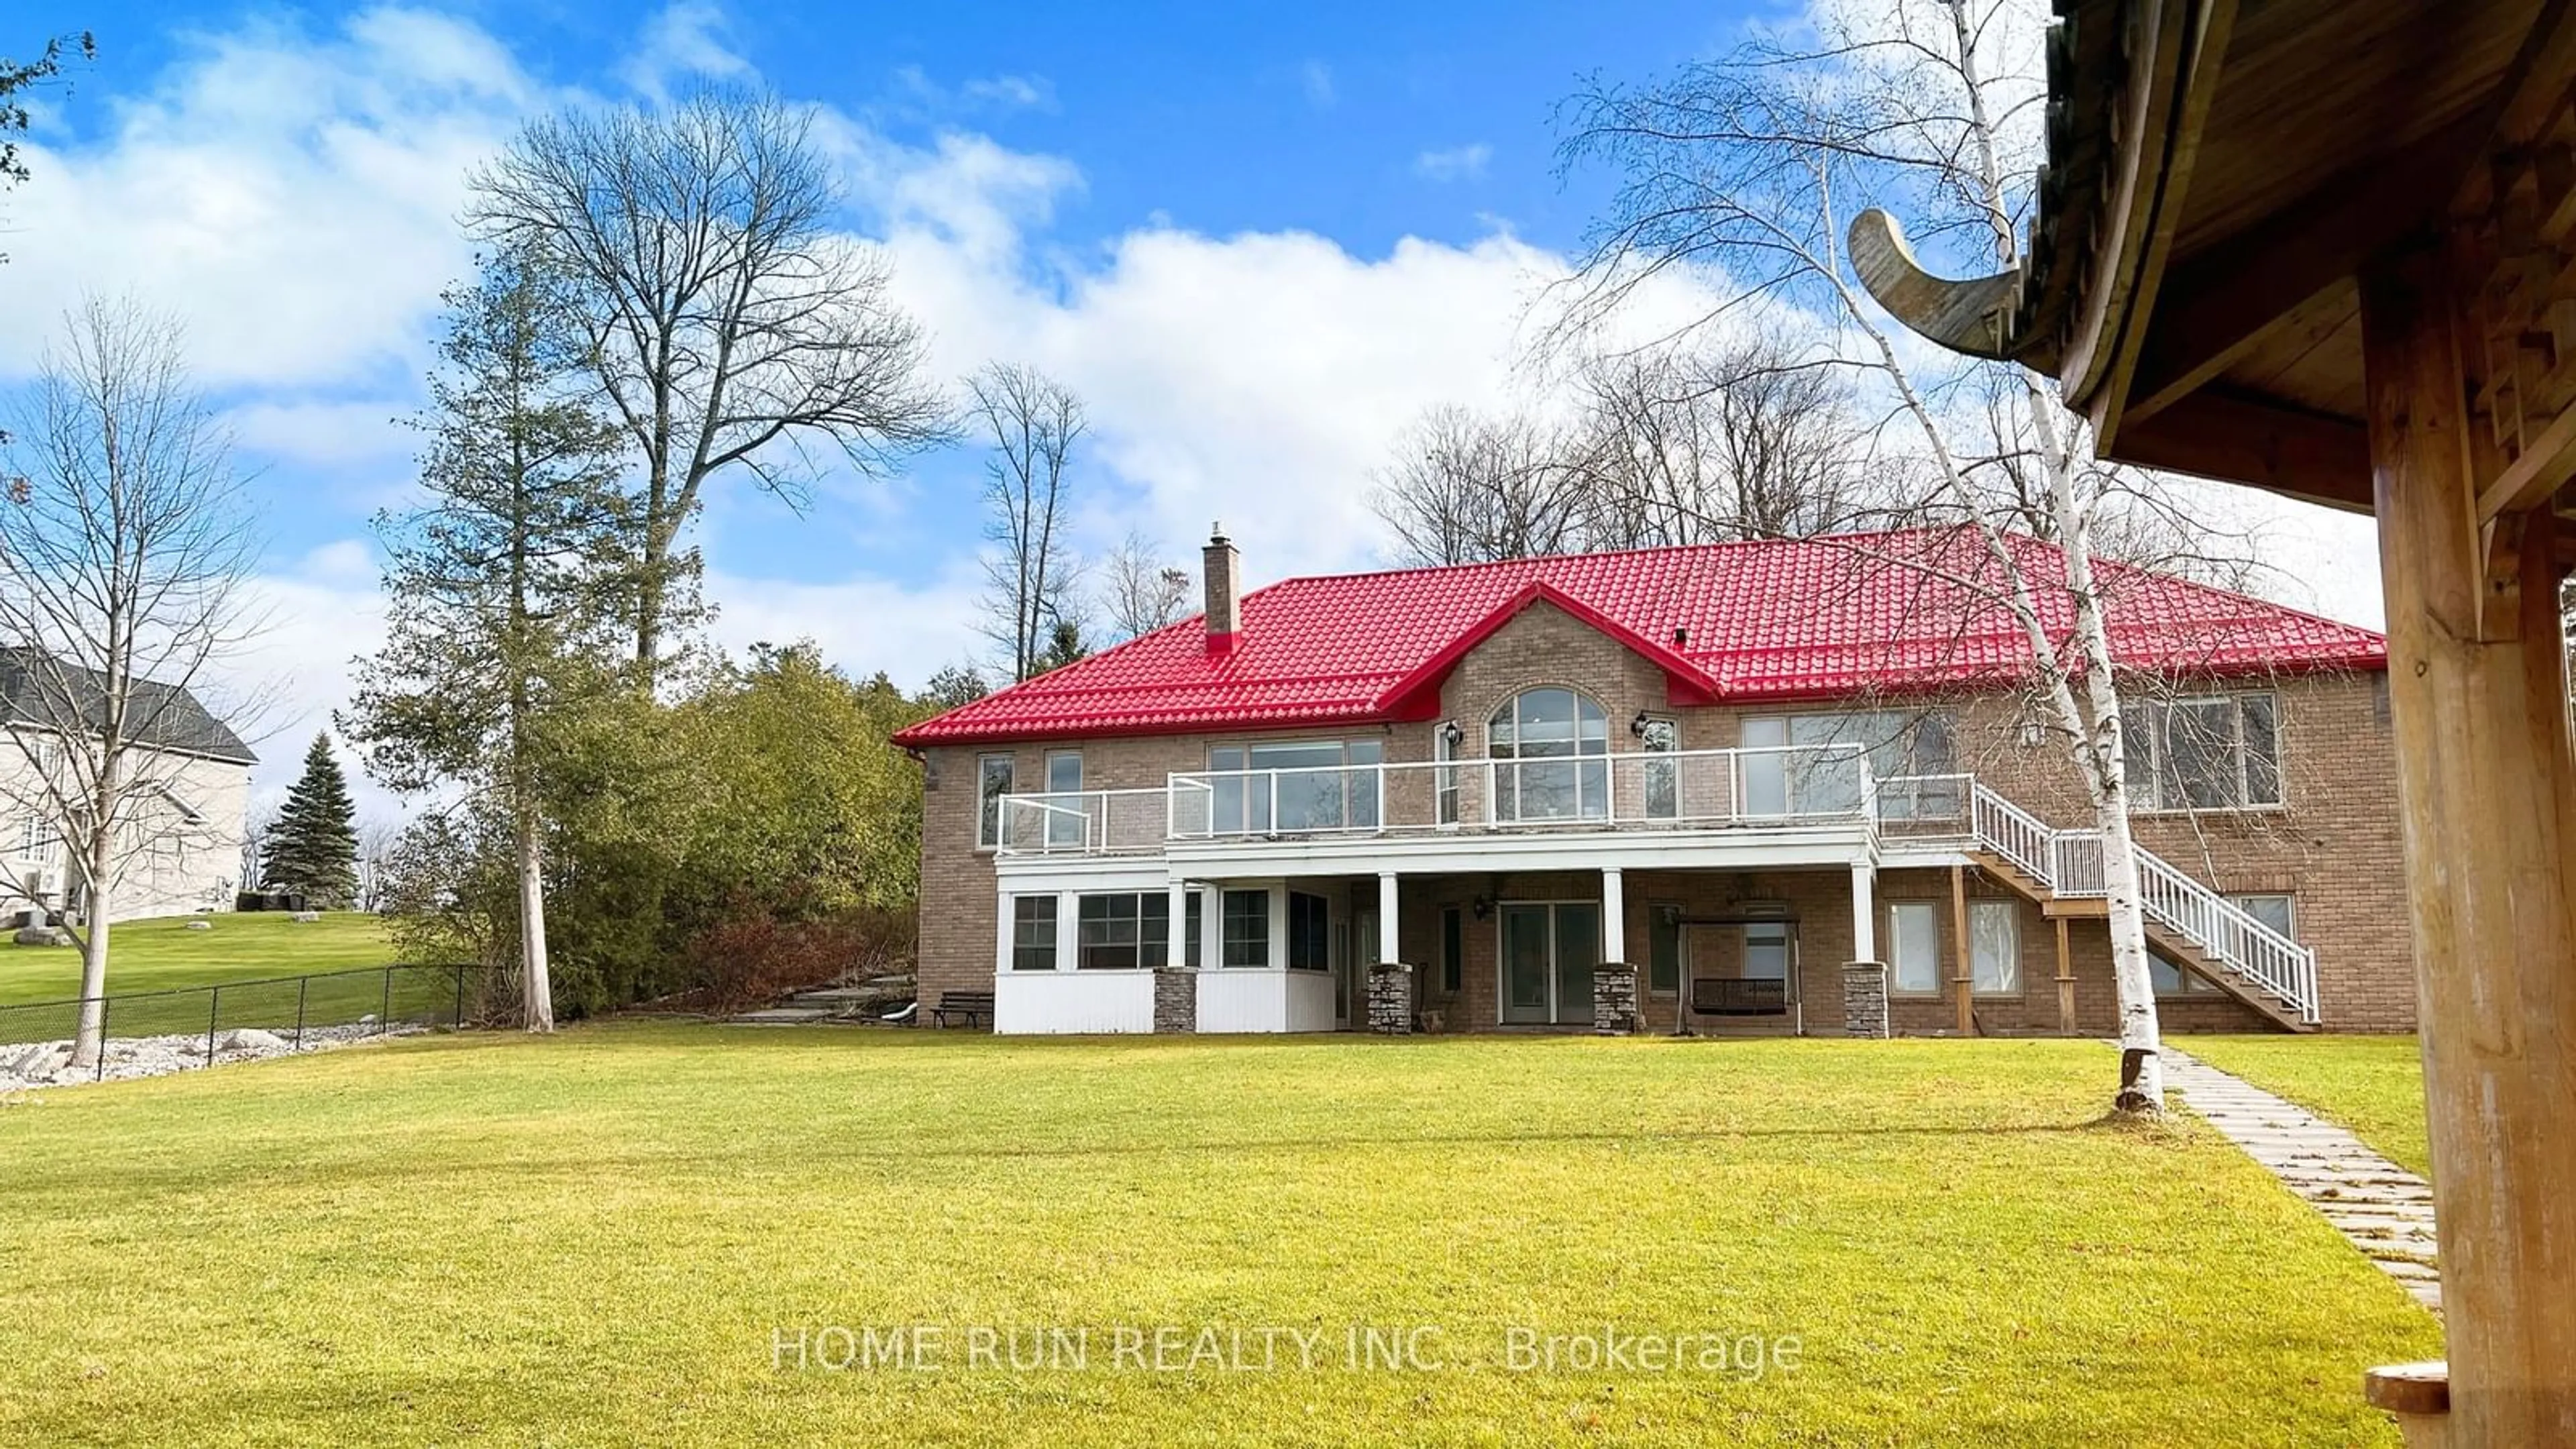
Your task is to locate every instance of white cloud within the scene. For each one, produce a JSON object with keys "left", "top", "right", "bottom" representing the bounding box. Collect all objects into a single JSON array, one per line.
[
  {"left": 619, "top": 1, "right": 755, "bottom": 102},
  {"left": 1414, "top": 143, "right": 1493, "bottom": 182},
  {"left": 704, "top": 568, "right": 987, "bottom": 688},
  {"left": 1301, "top": 60, "right": 1337, "bottom": 109},
  {"left": 0, "top": 7, "right": 533, "bottom": 389}
]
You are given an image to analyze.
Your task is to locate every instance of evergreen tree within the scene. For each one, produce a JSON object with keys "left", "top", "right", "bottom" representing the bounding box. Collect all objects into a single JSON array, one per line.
[
  {"left": 263, "top": 732, "right": 360, "bottom": 906},
  {"left": 341, "top": 245, "right": 637, "bottom": 1032}
]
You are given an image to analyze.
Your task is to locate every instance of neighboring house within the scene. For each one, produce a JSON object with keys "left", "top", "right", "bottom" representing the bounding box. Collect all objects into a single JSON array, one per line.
[
  {"left": 0, "top": 647, "right": 256, "bottom": 924},
  {"left": 893, "top": 528, "right": 2402, "bottom": 1038}
]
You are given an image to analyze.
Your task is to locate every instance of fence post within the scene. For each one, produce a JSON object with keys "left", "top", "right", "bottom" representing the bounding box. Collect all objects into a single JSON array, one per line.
[
  {"left": 294, "top": 975, "right": 308, "bottom": 1052},
  {"left": 453, "top": 964, "right": 466, "bottom": 1029},
  {"left": 379, "top": 967, "right": 391, "bottom": 1037},
  {"left": 206, "top": 985, "right": 220, "bottom": 1069}
]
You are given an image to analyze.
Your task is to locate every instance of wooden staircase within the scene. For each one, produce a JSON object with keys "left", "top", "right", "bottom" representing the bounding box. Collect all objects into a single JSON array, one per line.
[{"left": 1957, "top": 783, "right": 2320, "bottom": 1032}]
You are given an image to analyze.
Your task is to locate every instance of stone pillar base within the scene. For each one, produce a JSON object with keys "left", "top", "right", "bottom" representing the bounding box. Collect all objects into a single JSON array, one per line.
[
  {"left": 1366, "top": 963, "right": 1413, "bottom": 1034},
  {"left": 1152, "top": 969, "right": 1197, "bottom": 1034},
  {"left": 1592, "top": 963, "right": 1640, "bottom": 1035},
  {"left": 1842, "top": 962, "right": 1890, "bottom": 1039}
]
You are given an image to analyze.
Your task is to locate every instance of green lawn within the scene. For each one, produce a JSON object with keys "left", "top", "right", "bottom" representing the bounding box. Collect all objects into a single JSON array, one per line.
[
  {"left": 0, "top": 912, "right": 440, "bottom": 1049},
  {"left": 2180, "top": 1035, "right": 2432, "bottom": 1179},
  {"left": 0, "top": 1028, "right": 2436, "bottom": 1446}
]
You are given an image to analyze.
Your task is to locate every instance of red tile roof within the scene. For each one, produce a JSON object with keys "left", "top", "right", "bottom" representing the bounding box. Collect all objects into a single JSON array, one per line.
[{"left": 893, "top": 528, "right": 2387, "bottom": 747}]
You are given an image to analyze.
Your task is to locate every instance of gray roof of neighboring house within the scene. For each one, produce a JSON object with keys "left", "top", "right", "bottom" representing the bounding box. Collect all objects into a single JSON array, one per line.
[{"left": 0, "top": 647, "right": 258, "bottom": 766}]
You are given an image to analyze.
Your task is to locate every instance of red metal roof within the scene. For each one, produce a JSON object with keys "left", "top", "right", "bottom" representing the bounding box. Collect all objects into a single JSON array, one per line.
[{"left": 893, "top": 528, "right": 2388, "bottom": 747}]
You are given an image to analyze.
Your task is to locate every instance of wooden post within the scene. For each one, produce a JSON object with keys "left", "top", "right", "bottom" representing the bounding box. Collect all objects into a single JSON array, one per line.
[
  {"left": 1949, "top": 864, "right": 1974, "bottom": 1036},
  {"left": 2054, "top": 917, "right": 2076, "bottom": 1036},
  {"left": 2361, "top": 239, "right": 2576, "bottom": 1443}
]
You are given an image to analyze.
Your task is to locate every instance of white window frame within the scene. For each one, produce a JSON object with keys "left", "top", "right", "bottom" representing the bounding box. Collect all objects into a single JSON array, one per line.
[
  {"left": 976, "top": 755, "right": 1016, "bottom": 851},
  {"left": 1008, "top": 895, "right": 1058, "bottom": 971},
  {"left": 1486, "top": 688, "right": 1611, "bottom": 823},
  {"left": 1970, "top": 899, "right": 2022, "bottom": 996},
  {"left": 2125, "top": 692, "right": 2283, "bottom": 813},
  {"left": 1043, "top": 751, "right": 1085, "bottom": 850},
  {"left": 1886, "top": 900, "right": 1942, "bottom": 995}
]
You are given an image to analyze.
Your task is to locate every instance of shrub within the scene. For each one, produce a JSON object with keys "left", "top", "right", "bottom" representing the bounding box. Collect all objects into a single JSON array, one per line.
[{"left": 683, "top": 904, "right": 915, "bottom": 1012}]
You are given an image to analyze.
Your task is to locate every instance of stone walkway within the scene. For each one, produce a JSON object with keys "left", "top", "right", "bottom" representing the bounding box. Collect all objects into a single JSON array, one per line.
[{"left": 2162, "top": 1049, "right": 2443, "bottom": 1311}]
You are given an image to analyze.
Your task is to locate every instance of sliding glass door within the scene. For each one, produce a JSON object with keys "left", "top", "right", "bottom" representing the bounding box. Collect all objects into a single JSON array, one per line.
[{"left": 1499, "top": 902, "right": 1600, "bottom": 1025}]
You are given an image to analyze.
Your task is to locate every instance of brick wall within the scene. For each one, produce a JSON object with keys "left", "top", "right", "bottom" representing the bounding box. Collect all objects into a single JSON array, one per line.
[{"left": 913, "top": 596, "right": 2411, "bottom": 1032}]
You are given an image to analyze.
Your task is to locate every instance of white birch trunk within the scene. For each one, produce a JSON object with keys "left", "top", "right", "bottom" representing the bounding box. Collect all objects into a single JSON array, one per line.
[{"left": 516, "top": 809, "right": 553, "bottom": 1034}]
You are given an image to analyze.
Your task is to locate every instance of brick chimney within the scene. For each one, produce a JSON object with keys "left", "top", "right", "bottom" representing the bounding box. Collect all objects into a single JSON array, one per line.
[{"left": 1203, "top": 523, "right": 1242, "bottom": 653}]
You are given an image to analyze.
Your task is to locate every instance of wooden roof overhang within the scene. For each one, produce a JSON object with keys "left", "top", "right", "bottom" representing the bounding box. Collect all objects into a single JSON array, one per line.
[{"left": 1850, "top": 0, "right": 2576, "bottom": 562}]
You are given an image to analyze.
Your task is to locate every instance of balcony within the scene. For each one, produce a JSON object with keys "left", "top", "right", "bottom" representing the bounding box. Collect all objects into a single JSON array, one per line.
[{"left": 990, "top": 745, "right": 1970, "bottom": 859}]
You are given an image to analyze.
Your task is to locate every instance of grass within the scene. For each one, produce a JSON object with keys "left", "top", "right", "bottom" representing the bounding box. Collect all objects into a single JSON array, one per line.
[
  {"left": 0, "top": 912, "right": 419, "bottom": 1046},
  {"left": 2179, "top": 1035, "right": 2431, "bottom": 1179},
  {"left": 0, "top": 1028, "right": 2436, "bottom": 1446}
]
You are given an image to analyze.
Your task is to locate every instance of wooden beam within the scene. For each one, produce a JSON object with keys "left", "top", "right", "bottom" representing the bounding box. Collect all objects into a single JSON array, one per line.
[
  {"left": 2478, "top": 403, "right": 2576, "bottom": 523},
  {"left": 1950, "top": 865, "right": 1974, "bottom": 1037},
  {"left": 2361, "top": 239, "right": 2576, "bottom": 1444},
  {"left": 2110, "top": 388, "right": 2375, "bottom": 508},
  {"left": 2055, "top": 918, "right": 2076, "bottom": 1037},
  {"left": 2127, "top": 116, "right": 2489, "bottom": 427}
]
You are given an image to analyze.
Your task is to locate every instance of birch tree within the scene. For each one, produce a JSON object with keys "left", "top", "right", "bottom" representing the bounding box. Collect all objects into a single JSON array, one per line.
[
  {"left": 467, "top": 89, "right": 951, "bottom": 678},
  {"left": 344, "top": 249, "right": 637, "bottom": 1034},
  {"left": 0, "top": 297, "right": 263, "bottom": 1069},
  {"left": 1560, "top": 0, "right": 2188, "bottom": 1111},
  {"left": 971, "top": 363, "right": 1085, "bottom": 681}
]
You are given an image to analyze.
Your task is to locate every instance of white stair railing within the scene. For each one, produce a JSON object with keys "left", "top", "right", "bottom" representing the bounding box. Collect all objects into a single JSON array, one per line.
[{"left": 1962, "top": 782, "right": 2318, "bottom": 1025}]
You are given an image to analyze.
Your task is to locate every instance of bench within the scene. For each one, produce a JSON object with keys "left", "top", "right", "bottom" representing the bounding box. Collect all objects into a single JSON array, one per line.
[
  {"left": 1690, "top": 977, "right": 1788, "bottom": 1018},
  {"left": 929, "top": 990, "right": 996, "bottom": 1030}
]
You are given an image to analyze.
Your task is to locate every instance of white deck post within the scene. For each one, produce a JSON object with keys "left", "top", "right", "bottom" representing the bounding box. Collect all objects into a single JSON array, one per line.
[
  {"left": 1850, "top": 862, "right": 1876, "bottom": 961},
  {"left": 1168, "top": 878, "right": 1189, "bottom": 969},
  {"left": 1378, "top": 871, "right": 1400, "bottom": 963},
  {"left": 995, "top": 888, "right": 1014, "bottom": 977},
  {"left": 1602, "top": 867, "right": 1626, "bottom": 962},
  {"left": 1200, "top": 883, "right": 1224, "bottom": 969},
  {"left": 1055, "top": 890, "right": 1079, "bottom": 972}
]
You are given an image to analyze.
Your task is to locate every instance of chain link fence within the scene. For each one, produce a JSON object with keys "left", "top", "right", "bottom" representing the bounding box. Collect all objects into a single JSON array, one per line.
[{"left": 1, "top": 964, "right": 507, "bottom": 1082}]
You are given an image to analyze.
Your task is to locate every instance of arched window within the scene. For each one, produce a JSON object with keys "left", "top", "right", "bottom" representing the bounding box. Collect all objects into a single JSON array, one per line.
[{"left": 1488, "top": 687, "right": 1610, "bottom": 821}]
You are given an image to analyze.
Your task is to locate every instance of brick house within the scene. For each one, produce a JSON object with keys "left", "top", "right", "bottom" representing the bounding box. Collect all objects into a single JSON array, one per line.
[{"left": 894, "top": 527, "right": 2402, "bottom": 1037}]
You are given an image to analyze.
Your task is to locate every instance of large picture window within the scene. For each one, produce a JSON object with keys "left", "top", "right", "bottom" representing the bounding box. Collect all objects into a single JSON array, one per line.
[
  {"left": 2123, "top": 694, "right": 2282, "bottom": 811},
  {"left": 1043, "top": 751, "right": 1085, "bottom": 849},
  {"left": 1744, "top": 710, "right": 1953, "bottom": 818},
  {"left": 1208, "top": 739, "right": 1383, "bottom": 834},
  {"left": 1488, "top": 688, "right": 1609, "bottom": 822}
]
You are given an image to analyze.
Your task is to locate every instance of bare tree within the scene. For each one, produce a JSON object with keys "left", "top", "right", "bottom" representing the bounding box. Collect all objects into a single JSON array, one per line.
[
  {"left": 356, "top": 818, "right": 401, "bottom": 913},
  {"left": 1371, "top": 405, "right": 1594, "bottom": 565},
  {"left": 1099, "top": 531, "right": 1192, "bottom": 641},
  {"left": 239, "top": 800, "right": 280, "bottom": 893},
  {"left": 0, "top": 297, "right": 264, "bottom": 1068},
  {"left": 467, "top": 89, "right": 951, "bottom": 676},
  {"left": 1559, "top": 0, "right": 2232, "bottom": 1112},
  {"left": 971, "top": 363, "right": 1086, "bottom": 680}
]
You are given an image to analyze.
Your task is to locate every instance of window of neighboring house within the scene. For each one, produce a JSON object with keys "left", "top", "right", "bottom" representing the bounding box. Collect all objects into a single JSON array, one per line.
[
  {"left": 1287, "top": 890, "right": 1330, "bottom": 971},
  {"left": 1075, "top": 891, "right": 1171, "bottom": 969},
  {"left": 1488, "top": 687, "right": 1610, "bottom": 822},
  {"left": 1208, "top": 740, "right": 1384, "bottom": 834},
  {"left": 1044, "top": 751, "right": 1085, "bottom": 849},
  {"left": 2123, "top": 694, "right": 2283, "bottom": 811},
  {"left": 1888, "top": 901, "right": 1941, "bottom": 994},
  {"left": 1010, "top": 896, "right": 1058, "bottom": 971},
  {"left": 1440, "top": 904, "right": 1464, "bottom": 994},
  {"left": 1222, "top": 889, "right": 1271, "bottom": 967},
  {"left": 977, "top": 755, "right": 1016, "bottom": 849},
  {"left": 1647, "top": 905, "right": 1681, "bottom": 996},
  {"left": 1746, "top": 710, "right": 1955, "bottom": 818},
  {"left": 15, "top": 815, "right": 58, "bottom": 862},
  {"left": 1971, "top": 900, "right": 2022, "bottom": 995}
]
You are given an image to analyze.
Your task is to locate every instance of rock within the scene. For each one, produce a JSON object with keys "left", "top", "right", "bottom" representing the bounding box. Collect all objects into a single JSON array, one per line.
[
  {"left": 216, "top": 1028, "right": 287, "bottom": 1053},
  {"left": 184, "top": 920, "right": 214, "bottom": 931},
  {"left": 4, "top": 1042, "right": 70, "bottom": 1079},
  {"left": 11, "top": 926, "right": 70, "bottom": 946},
  {"left": 288, "top": 911, "right": 320, "bottom": 924}
]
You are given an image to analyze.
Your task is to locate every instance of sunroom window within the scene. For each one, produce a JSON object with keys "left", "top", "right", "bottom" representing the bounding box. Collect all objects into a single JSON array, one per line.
[{"left": 1488, "top": 688, "right": 1609, "bottom": 822}]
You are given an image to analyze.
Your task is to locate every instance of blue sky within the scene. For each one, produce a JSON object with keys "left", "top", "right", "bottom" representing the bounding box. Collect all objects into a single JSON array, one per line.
[{"left": 0, "top": 1, "right": 2379, "bottom": 814}]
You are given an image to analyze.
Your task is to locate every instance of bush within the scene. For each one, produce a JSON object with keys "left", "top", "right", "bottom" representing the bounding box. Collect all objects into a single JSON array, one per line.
[{"left": 683, "top": 904, "right": 915, "bottom": 1013}]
